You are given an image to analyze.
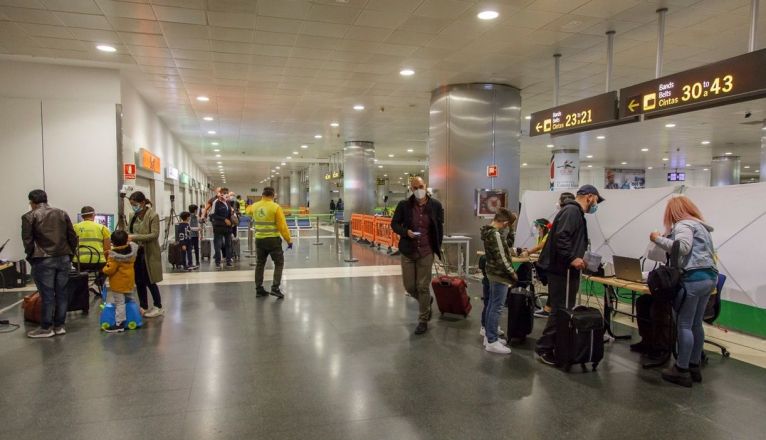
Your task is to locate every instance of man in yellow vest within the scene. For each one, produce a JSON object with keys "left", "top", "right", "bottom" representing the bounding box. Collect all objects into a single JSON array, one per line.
[
  {"left": 73, "top": 206, "right": 111, "bottom": 286},
  {"left": 251, "top": 187, "right": 292, "bottom": 299}
]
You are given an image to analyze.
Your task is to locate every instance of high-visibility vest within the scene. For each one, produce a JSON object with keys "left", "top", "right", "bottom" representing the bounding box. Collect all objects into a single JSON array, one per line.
[
  {"left": 251, "top": 200, "right": 281, "bottom": 239},
  {"left": 74, "top": 220, "right": 109, "bottom": 263},
  {"left": 238, "top": 199, "right": 246, "bottom": 213}
]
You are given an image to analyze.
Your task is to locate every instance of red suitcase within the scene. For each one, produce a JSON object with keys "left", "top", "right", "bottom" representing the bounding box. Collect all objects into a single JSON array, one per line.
[{"left": 431, "top": 275, "right": 472, "bottom": 318}]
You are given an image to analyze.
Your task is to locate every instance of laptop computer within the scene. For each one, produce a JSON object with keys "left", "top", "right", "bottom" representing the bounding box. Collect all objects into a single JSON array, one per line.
[{"left": 612, "top": 255, "right": 646, "bottom": 283}]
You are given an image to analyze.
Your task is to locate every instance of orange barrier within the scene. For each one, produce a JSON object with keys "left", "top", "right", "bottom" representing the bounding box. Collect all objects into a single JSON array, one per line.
[
  {"left": 374, "top": 217, "right": 393, "bottom": 248},
  {"left": 350, "top": 213, "right": 364, "bottom": 238},
  {"left": 362, "top": 215, "right": 375, "bottom": 242}
]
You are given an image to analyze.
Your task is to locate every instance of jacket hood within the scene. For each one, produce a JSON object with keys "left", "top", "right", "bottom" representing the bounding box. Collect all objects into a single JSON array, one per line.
[
  {"left": 111, "top": 242, "right": 138, "bottom": 262},
  {"left": 678, "top": 219, "right": 714, "bottom": 233},
  {"left": 480, "top": 224, "right": 497, "bottom": 240}
]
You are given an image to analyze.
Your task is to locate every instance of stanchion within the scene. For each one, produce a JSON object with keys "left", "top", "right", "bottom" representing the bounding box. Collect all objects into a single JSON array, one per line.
[
  {"left": 344, "top": 236, "right": 358, "bottom": 263},
  {"left": 312, "top": 215, "right": 323, "bottom": 246},
  {"left": 246, "top": 221, "right": 256, "bottom": 257},
  {"left": 334, "top": 219, "right": 340, "bottom": 254}
]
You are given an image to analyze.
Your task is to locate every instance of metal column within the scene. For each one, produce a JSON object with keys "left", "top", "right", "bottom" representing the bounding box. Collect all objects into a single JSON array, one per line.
[
  {"left": 711, "top": 156, "right": 741, "bottom": 186},
  {"left": 290, "top": 170, "right": 300, "bottom": 208},
  {"left": 656, "top": 8, "right": 668, "bottom": 78},
  {"left": 605, "top": 31, "right": 616, "bottom": 92},
  {"left": 343, "top": 141, "right": 375, "bottom": 217},
  {"left": 308, "top": 163, "right": 331, "bottom": 214}
]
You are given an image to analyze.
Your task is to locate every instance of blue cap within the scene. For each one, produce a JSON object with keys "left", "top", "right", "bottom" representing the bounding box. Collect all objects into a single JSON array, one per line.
[{"left": 577, "top": 184, "right": 605, "bottom": 203}]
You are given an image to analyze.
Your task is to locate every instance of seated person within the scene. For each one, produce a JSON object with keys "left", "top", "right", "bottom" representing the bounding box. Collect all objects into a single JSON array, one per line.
[{"left": 73, "top": 206, "right": 111, "bottom": 288}]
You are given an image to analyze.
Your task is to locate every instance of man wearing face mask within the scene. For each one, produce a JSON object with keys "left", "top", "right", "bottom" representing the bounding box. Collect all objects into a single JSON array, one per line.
[
  {"left": 534, "top": 184, "right": 604, "bottom": 365},
  {"left": 391, "top": 176, "right": 444, "bottom": 335}
]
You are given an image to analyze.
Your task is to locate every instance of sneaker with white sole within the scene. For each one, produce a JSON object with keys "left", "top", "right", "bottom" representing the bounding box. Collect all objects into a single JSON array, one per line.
[
  {"left": 485, "top": 341, "right": 512, "bottom": 354},
  {"left": 483, "top": 337, "right": 508, "bottom": 347},
  {"left": 144, "top": 307, "right": 165, "bottom": 318},
  {"left": 480, "top": 327, "right": 486, "bottom": 337},
  {"left": 497, "top": 327, "right": 505, "bottom": 337},
  {"left": 53, "top": 326, "right": 66, "bottom": 335},
  {"left": 27, "top": 327, "right": 55, "bottom": 338}
]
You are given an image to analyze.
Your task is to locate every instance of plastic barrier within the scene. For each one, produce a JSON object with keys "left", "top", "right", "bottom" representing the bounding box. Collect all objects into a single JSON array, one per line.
[
  {"left": 348, "top": 213, "right": 401, "bottom": 250},
  {"left": 374, "top": 217, "right": 393, "bottom": 248},
  {"left": 350, "top": 213, "right": 364, "bottom": 238},
  {"left": 362, "top": 215, "right": 375, "bottom": 243}
]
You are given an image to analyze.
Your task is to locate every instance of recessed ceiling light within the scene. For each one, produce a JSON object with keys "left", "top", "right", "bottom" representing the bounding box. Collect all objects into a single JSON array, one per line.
[
  {"left": 330, "top": 122, "right": 339, "bottom": 127},
  {"left": 281, "top": 162, "right": 286, "bottom": 165},
  {"left": 587, "top": 165, "right": 593, "bottom": 168},
  {"left": 648, "top": 166, "right": 654, "bottom": 170},
  {"left": 216, "top": 161, "right": 222, "bottom": 164},
  {"left": 213, "top": 149, "right": 220, "bottom": 152},
  {"left": 203, "top": 116, "right": 214, "bottom": 121},
  {"left": 286, "top": 156, "right": 292, "bottom": 159},
  {"left": 207, "top": 130, "right": 216, "bottom": 135},
  {"left": 745, "top": 165, "right": 751, "bottom": 169},
  {"left": 596, "top": 135, "right": 605, "bottom": 140},
  {"left": 522, "top": 163, "right": 528, "bottom": 166},
  {"left": 662, "top": 157, "right": 669, "bottom": 161},
  {"left": 276, "top": 166, "right": 280, "bottom": 170},
  {"left": 546, "top": 144, "right": 554, "bottom": 148},
  {"left": 292, "top": 151, "right": 299, "bottom": 155},
  {"left": 353, "top": 104, "right": 365, "bottom": 111},
  {"left": 407, "top": 148, "right": 414, "bottom": 153},
  {"left": 388, "top": 154, "right": 395, "bottom": 158},
  {"left": 621, "top": 161, "right": 628, "bottom": 165},
  {"left": 725, "top": 152, "right": 732, "bottom": 155},
  {"left": 420, "top": 169, "right": 425, "bottom": 172},
  {"left": 756, "top": 170, "right": 760, "bottom": 173},
  {"left": 275, "top": 172, "right": 279, "bottom": 175},
  {"left": 703, "top": 168, "right": 709, "bottom": 171},
  {"left": 686, "top": 164, "right": 692, "bottom": 167},
  {"left": 665, "top": 123, "right": 676, "bottom": 128},
  {"left": 586, "top": 155, "right": 593, "bottom": 159},
  {"left": 211, "top": 142, "right": 219, "bottom": 146},
  {"left": 96, "top": 44, "right": 116, "bottom": 53},
  {"left": 641, "top": 148, "right": 649, "bottom": 152},
  {"left": 196, "top": 96, "right": 209, "bottom": 102},
  {"left": 378, "top": 165, "right": 383, "bottom": 168},
  {"left": 477, "top": 10, "right": 499, "bottom": 20},
  {"left": 701, "top": 140, "right": 710, "bottom": 145},
  {"left": 383, "top": 174, "right": 388, "bottom": 177},
  {"left": 215, "top": 154, "right": 221, "bottom": 158},
  {"left": 524, "top": 116, "right": 531, "bottom": 120},
  {"left": 399, "top": 68, "right": 415, "bottom": 76},
  {"left": 314, "top": 134, "right": 322, "bottom": 139}
]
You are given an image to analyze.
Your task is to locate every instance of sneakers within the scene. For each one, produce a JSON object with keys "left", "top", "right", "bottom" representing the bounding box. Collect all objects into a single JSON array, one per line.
[
  {"left": 255, "top": 287, "right": 269, "bottom": 297},
  {"left": 414, "top": 322, "right": 428, "bottom": 335},
  {"left": 105, "top": 323, "right": 125, "bottom": 333},
  {"left": 534, "top": 309, "right": 551, "bottom": 318},
  {"left": 480, "top": 327, "right": 486, "bottom": 337},
  {"left": 27, "top": 327, "right": 54, "bottom": 338},
  {"left": 497, "top": 327, "right": 505, "bottom": 337},
  {"left": 662, "top": 365, "right": 693, "bottom": 388},
  {"left": 485, "top": 341, "right": 512, "bottom": 354},
  {"left": 483, "top": 336, "right": 508, "bottom": 347},
  {"left": 215, "top": 263, "right": 222, "bottom": 271},
  {"left": 479, "top": 327, "right": 505, "bottom": 338},
  {"left": 689, "top": 363, "right": 703, "bottom": 383},
  {"left": 226, "top": 260, "right": 234, "bottom": 268},
  {"left": 144, "top": 307, "right": 165, "bottom": 318},
  {"left": 536, "top": 351, "right": 556, "bottom": 366},
  {"left": 270, "top": 288, "right": 284, "bottom": 299},
  {"left": 53, "top": 326, "right": 66, "bottom": 336}
]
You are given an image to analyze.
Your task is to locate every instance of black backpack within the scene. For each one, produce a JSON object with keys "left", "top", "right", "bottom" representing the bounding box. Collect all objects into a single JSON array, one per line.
[{"left": 647, "top": 240, "right": 685, "bottom": 303}]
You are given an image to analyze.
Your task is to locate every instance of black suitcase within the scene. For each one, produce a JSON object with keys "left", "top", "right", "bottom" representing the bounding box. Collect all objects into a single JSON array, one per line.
[
  {"left": 231, "top": 237, "right": 240, "bottom": 260},
  {"left": 506, "top": 286, "right": 534, "bottom": 341},
  {"left": 554, "top": 272, "right": 605, "bottom": 372},
  {"left": 168, "top": 242, "right": 185, "bottom": 268},
  {"left": 201, "top": 238, "right": 212, "bottom": 261},
  {"left": 65, "top": 270, "right": 90, "bottom": 315}
]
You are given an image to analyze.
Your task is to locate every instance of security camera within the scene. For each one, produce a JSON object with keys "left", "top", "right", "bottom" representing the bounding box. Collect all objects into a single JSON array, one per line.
[{"left": 745, "top": 111, "right": 752, "bottom": 118}]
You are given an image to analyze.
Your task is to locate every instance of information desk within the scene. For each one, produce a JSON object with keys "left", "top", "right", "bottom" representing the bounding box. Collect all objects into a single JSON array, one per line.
[{"left": 582, "top": 275, "right": 649, "bottom": 340}]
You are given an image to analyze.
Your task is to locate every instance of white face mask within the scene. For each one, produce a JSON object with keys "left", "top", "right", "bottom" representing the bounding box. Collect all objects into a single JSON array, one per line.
[{"left": 413, "top": 189, "right": 427, "bottom": 200}]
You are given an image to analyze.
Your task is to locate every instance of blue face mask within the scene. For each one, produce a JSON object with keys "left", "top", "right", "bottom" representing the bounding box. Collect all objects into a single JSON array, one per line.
[
  {"left": 587, "top": 202, "right": 598, "bottom": 214},
  {"left": 131, "top": 204, "right": 142, "bottom": 213}
]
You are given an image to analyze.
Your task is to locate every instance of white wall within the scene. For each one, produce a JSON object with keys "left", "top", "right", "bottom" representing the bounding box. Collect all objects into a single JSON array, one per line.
[
  {"left": 0, "top": 60, "right": 120, "bottom": 261},
  {"left": 519, "top": 167, "right": 549, "bottom": 193},
  {"left": 120, "top": 80, "right": 210, "bottom": 220}
]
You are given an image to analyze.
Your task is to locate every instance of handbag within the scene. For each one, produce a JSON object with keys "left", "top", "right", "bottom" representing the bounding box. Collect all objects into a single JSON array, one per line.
[
  {"left": 22, "top": 292, "right": 42, "bottom": 323},
  {"left": 647, "top": 240, "right": 685, "bottom": 304}
]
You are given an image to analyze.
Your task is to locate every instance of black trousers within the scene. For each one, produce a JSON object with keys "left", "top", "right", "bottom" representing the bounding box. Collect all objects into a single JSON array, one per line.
[
  {"left": 254, "top": 237, "right": 284, "bottom": 290},
  {"left": 535, "top": 269, "right": 580, "bottom": 355},
  {"left": 135, "top": 250, "right": 162, "bottom": 310}
]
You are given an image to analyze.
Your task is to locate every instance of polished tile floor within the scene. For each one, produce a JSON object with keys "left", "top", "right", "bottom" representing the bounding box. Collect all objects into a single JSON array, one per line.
[{"left": 1, "top": 238, "right": 765, "bottom": 440}]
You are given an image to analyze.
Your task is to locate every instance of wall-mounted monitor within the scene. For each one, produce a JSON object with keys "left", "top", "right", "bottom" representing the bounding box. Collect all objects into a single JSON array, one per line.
[{"left": 76, "top": 213, "right": 115, "bottom": 231}]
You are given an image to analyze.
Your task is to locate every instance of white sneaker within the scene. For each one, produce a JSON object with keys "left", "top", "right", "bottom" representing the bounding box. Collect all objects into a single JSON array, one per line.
[
  {"left": 485, "top": 341, "right": 512, "bottom": 354},
  {"left": 480, "top": 327, "right": 486, "bottom": 337},
  {"left": 497, "top": 327, "right": 505, "bottom": 337},
  {"left": 144, "top": 307, "right": 165, "bottom": 318}
]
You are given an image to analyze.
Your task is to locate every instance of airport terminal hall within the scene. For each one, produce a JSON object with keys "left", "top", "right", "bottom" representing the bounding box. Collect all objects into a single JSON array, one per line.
[{"left": 4, "top": 0, "right": 766, "bottom": 439}]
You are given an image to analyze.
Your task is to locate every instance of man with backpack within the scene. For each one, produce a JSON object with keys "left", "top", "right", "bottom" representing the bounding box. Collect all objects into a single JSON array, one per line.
[
  {"left": 210, "top": 188, "right": 234, "bottom": 270},
  {"left": 534, "top": 185, "right": 604, "bottom": 366}
]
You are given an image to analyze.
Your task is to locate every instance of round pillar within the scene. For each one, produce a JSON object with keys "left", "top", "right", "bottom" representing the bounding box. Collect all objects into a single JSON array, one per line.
[
  {"left": 711, "top": 155, "right": 741, "bottom": 186},
  {"left": 429, "top": 83, "right": 521, "bottom": 263},
  {"left": 280, "top": 175, "right": 290, "bottom": 205},
  {"left": 343, "top": 141, "right": 375, "bottom": 216},
  {"left": 272, "top": 178, "right": 279, "bottom": 202},
  {"left": 290, "top": 170, "right": 300, "bottom": 208},
  {"left": 551, "top": 149, "right": 580, "bottom": 191},
  {"left": 308, "top": 163, "right": 331, "bottom": 214}
]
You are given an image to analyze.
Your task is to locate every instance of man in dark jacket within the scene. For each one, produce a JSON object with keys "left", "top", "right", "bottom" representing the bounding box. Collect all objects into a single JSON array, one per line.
[
  {"left": 22, "top": 189, "right": 78, "bottom": 338},
  {"left": 534, "top": 185, "right": 605, "bottom": 365},
  {"left": 210, "top": 189, "right": 233, "bottom": 270},
  {"left": 391, "top": 177, "right": 444, "bottom": 335}
]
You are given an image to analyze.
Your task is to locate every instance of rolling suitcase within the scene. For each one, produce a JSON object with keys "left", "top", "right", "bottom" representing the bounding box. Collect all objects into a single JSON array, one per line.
[
  {"left": 167, "top": 242, "right": 185, "bottom": 269},
  {"left": 231, "top": 237, "right": 240, "bottom": 260},
  {"left": 201, "top": 238, "right": 212, "bottom": 261},
  {"left": 65, "top": 269, "right": 90, "bottom": 315},
  {"left": 506, "top": 286, "right": 534, "bottom": 341},
  {"left": 554, "top": 271, "right": 605, "bottom": 372},
  {"left": 431, "top": 268, "right": 472, "bottom": 318}
]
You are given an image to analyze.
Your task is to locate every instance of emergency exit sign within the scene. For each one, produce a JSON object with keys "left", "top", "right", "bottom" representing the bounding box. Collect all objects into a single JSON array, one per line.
[
  {"left": 487, "top": 165, "right": 498, "bottom": 177},
  {"left": 123, "top": 163, "right": 136, "bottom": 180}
]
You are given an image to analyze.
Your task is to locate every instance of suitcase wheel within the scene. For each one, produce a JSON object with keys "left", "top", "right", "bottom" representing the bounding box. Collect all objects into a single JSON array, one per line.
[{"left": 127, "top": 321, "right": 138, "bottom": 330}]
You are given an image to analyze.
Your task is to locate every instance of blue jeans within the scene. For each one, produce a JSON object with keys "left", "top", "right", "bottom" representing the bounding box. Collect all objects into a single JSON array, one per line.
[
  {"left": 480, "top": 278, "right": 490, "bottom": 328},
  {"left": 31, "top": 256, "right": 71, "bottom": 329},
  {"left": 486, "top": 280, "right": 508, "bottom": 343},
  {"left": 675, "top": 278, "right": 715, "bottom": 369},
  {"left": 213, "top": 230, "right": 232, "bottom": 265}
]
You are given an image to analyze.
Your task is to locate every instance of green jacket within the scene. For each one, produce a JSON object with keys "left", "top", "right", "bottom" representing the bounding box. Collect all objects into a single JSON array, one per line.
[
  {"left": 129, "top": 207, "right": 163, "bottom": 284},
  {"left": 480, "top": 225, "right": 517, "bottom": 286}
]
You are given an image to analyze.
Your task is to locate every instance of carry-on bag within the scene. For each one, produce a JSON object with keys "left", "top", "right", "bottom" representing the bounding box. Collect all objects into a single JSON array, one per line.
[
  {"left": 431, "top": 257, "right": 472, "bottom": 318},
  {"left": 201, "top": 238, "right": 212, "bottom": 261},
  {"left": 167, "top": 242, "right": 185, "bottom": 268},
  {"left": 506, "top": 286, "right": 534, "bottom": 341},
  {"left": 231, "top": 237, "right": 241, "bottom": 260},
  {"left": 65, "top": 269, "right": 90, "bottom": 315},
  {"left": 22, "top": 292, "right": 42, "bottom": 322},
  {"left": 554, "top": 271, "right": 605, "bottom": 372}
]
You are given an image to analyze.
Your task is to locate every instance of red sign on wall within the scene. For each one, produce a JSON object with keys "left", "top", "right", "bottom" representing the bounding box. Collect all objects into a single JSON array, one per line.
[
  {"left": 124, "top": 163, "right": 136, "bottom": 180},
  {"left": 487, "top": 165, "right": 498, "bottom": 177}
]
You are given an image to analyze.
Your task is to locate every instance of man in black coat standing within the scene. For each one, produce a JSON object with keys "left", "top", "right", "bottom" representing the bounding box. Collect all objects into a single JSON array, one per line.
[
  {"left": 534, "top": 185, "right": 604, "bottom": 365},
  {"left": 391, "top": 176, "right": 444, "bottom": 335}
]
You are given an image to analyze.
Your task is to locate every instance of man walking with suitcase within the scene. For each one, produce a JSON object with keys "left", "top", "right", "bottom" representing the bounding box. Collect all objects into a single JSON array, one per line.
[
  {"left": 22, "top": 189, "right": 78, "bottom": 338},
  {"left": 534, "top": 185, "right": 604, "bottom": 365},
  {"left": 391, "top": 177, "right": 444, "bottom": 335}
]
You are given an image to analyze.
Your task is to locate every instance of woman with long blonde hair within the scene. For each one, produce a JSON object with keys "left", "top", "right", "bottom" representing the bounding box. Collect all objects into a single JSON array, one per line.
[{"left": 649, "top": 196, "right": 717, "bottom": 387}]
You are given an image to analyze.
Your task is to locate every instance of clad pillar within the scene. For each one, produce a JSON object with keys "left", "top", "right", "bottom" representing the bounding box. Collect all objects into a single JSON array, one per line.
[
  {"left": 376, "top": 178, "right": 388, "bottom": 207},
  {"left": 551, "top": 148, "right": 580, "bottom": 191},
  {"left": 308, "top": 163, "right": 330, "bottom": 214},
  {"left": 711, "top": 156, "right": 741, "bottom": 186},
  {"left": 761, "top": 125, "right": 766, "bottom": 182},
  {"left": 280, "top": 176, "right": 290, "bottom": 205},
  {"left": 343, "top": 141, "right": 375, "bottom": 216},
  {"left": 298, "top": 170, "right": 308, "bottom": 207},
  {"left": 429, "top": 83, "right": 521, "bottom": 263},
  {"left": 290, "top": 170, "right": 300, "bottom": 208}
]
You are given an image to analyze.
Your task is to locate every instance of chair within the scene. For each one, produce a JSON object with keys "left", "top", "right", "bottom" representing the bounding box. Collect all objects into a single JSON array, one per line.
[{"left": 703, "top": 273, "right": 731, "bottom": 358}]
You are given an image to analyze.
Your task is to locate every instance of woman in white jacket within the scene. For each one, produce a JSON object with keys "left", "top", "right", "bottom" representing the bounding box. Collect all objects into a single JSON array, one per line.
[{"left": 650, "top": 196, "right": 717, "bottom": 387}]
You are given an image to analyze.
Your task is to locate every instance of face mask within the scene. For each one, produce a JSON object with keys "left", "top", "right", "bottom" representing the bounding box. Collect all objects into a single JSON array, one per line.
[
  {"left": 131, "top": 204, "right": 142, "bottom": 213},
  {"left": 413, "top": 189, "right": 427, "bottom": 200},
  {"left": 587, "top": 199, "right": 598, "bottom": 214}
]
